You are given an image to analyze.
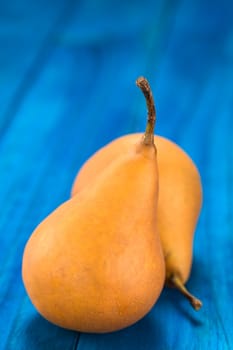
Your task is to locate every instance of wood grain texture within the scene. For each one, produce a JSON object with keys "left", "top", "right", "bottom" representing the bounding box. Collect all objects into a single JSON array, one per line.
[{"left": 1, "top": 0, "right": 233, "bottom": 349}]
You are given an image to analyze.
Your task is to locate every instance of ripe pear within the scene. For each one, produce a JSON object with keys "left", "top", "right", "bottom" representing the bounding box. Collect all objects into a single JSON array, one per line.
[
  {"left": 71, "top": 81, "right": 203, "bottom": 311},
  {"left": 22, "top": 77, "right": 165, "bottom": 333}
]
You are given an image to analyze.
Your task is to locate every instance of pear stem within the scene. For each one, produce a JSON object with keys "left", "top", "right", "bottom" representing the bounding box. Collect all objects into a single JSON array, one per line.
[
  {"left": 136, "top": 77, "right": 156, "bottom": 146},
  {"left": 168, "top": 273, "right": 203, "bottom": 311}
]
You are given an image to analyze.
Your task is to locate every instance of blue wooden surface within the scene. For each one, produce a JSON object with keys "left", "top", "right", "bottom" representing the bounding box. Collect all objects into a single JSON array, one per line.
[{"left": 1, "top": 0, "right": 233, "bottom": 349}]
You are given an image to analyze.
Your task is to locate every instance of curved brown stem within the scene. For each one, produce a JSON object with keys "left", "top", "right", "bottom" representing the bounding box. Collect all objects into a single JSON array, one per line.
[
  {"left": 168, "top": 273, "right": 203, "bottom": 311},
  {"left": 136, "top": 77, "right": 156, "bottom": 146}
]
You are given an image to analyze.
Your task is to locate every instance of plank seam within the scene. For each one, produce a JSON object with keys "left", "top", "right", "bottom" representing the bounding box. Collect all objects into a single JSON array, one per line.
[{"left": 72, "top": 332, "right": 81, "bottom": 350}]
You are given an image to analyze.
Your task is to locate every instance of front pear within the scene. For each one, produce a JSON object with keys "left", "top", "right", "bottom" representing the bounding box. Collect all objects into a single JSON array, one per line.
[{"left": 22, "top": 77, "right": 165, "bottom": 333}]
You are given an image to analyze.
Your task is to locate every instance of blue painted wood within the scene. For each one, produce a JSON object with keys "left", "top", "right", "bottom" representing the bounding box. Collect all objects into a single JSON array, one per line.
[
  {"left": 0, "top": 0, "right": 77, "bottom": 136},
  {"left": 1, "top": 0, "right": 233, "bottom": 349}
]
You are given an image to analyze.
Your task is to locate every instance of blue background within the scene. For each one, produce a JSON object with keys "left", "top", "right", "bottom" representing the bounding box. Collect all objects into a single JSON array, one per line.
[{"left": 1, "top": 0, "right": 233, "bottom": 349}]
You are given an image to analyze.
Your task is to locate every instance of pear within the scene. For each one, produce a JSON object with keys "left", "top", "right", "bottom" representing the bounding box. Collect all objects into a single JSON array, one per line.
[
  {"left": 22, "top": 77, "right": 165, "bottom": 333},
  {"left": 71, "top": 80, "right": 203, "bottom": 311}
]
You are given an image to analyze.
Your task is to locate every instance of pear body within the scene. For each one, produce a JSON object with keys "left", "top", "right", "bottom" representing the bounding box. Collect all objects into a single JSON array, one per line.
[
  {"left": 71, "top": 134, "right": 202, "bottom": 284},
  {"left": 22, "top": 144, "right": 165, "bottom": 333}
]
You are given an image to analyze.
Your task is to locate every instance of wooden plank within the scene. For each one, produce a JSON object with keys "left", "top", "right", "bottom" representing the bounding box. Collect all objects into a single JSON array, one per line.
[{"left": 0, "top": 0, "right": 77, "bottom": 135}]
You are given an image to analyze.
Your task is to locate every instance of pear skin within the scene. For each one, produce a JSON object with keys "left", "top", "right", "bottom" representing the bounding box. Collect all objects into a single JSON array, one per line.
[
  {"left": 71, "top": 90, "right": 203, "bottom": 311},
  {"left": 22, "top": 77, "right": 165, "bottom": 333}
]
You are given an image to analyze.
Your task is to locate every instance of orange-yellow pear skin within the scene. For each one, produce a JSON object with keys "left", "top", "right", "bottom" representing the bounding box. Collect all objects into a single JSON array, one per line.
[
  {"left": 22, "top": 140, "right": 165, "bottom": 333},
  {"left": 71, "top": 134, "right": 203, "bottom": 308}
]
